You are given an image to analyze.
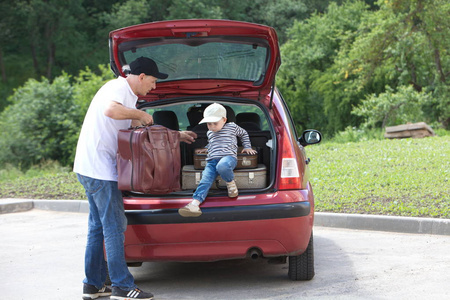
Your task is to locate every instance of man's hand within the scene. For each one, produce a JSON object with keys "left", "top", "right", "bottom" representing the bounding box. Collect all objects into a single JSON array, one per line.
[
  {"left": 180, "top": 131, "right": 197, "bottom": 144},
  {"left": 138, "top": 111, "right": 153, "bottom": 126},
  {"left": 131, "top": 111, "right": 153, "bottom": 127}
]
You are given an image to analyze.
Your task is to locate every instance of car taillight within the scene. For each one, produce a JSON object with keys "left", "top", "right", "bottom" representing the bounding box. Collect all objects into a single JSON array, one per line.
[{"left": 279, "top": 129, "right": 301, "bottom": 190}]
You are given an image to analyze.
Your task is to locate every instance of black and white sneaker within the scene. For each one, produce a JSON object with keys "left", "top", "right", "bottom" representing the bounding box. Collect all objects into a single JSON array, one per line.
[
  {"left": 111, "top": 287, "right": 154, "bottom": 300},
  {"left": 82, "top": 283, "right": 112, "bottom": 299}
]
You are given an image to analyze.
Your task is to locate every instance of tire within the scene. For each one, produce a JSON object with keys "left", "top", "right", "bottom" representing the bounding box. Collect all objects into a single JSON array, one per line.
[{"left": 288, "top": 232, "right": 315, "bottom": 281}]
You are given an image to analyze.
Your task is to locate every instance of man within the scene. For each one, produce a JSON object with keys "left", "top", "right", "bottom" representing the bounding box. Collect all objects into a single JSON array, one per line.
[{"left": 74, "top": 57, "right": 196, "bottom": 300}]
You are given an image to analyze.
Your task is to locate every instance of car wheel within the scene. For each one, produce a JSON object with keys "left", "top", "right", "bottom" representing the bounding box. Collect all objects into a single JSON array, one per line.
[{"left": 288, "top": 232, "right": 315, "bottom": 281}]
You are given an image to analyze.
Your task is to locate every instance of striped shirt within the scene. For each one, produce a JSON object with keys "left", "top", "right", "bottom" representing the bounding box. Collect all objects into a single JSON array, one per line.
[{"left": 206, "top": 122, "right": 252, "bottom": 160}]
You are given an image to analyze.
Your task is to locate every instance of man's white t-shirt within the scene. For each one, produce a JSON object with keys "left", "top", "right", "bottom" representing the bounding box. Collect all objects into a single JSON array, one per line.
[{"left": 73, "top": 76, "right": 138, "bottom": 181}]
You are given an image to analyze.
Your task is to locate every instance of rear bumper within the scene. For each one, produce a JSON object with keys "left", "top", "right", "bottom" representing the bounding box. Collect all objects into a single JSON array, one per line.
[
  {"left": 125, "top": 202, "right": 310, "bottom": 225},
  {"left": 124, "top": 202, "right": 313, "bottom": 262}
]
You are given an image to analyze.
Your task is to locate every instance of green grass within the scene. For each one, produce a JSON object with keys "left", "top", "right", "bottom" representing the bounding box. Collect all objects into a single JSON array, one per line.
[
  {"left": 308, "top": 135, "right": 450, "bottom": 218},
  {"left": 0, "top": 135, "right": 449, "bottom": 218},
  {"left": 0, "top": 161, "right": 86, "bottom": 200}
]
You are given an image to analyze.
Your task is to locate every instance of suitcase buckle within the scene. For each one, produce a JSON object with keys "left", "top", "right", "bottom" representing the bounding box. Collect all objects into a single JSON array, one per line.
[{"left": 248, "top": 172, "right": 254, "bottom": 184}]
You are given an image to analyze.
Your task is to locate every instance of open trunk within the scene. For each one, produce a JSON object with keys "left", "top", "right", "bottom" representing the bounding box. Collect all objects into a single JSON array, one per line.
[{"left": 123, "top": 98, "right": 275, "bottom": 197}]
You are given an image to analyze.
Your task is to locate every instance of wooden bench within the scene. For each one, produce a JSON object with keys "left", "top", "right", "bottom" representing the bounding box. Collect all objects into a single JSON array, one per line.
[{"left": 384, "top": 122, "right": 436, "bottom": 139}]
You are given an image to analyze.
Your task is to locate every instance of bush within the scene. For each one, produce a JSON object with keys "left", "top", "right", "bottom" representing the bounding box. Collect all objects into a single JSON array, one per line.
[
  {"left": 0, "top": 74, "right": 79, "bottom": 169},
  {"left": 72, "top": 65, "right": 115, "bottom": 124},
  {"left": 0, "top": 65, "right": 115, "bottom": 169},
  {"left": 352, "top": 85, "right": 432, "bottom": 129},
  {"left": 329, "top": 126, "right": 384, "bottom": 144}
]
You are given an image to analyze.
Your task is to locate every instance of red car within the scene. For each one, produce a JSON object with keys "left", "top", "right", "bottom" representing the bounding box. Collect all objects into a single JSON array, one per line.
[{"left": 109, "top": 19, "right": 321, "bottom": 281}]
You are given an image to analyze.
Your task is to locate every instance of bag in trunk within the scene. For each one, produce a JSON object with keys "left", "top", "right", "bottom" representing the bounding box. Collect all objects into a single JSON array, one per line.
[
  {"left": 193, "top": 147, "right": 258, "bottom": 170},
  {"left": 182, "top": 164, "right": 267, "bottom": 190}
]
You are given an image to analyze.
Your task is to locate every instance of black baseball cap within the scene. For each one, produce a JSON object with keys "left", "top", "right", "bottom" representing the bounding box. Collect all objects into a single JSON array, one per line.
[{"left": 129, "top": 57, "right": 168, "bottom": 79}]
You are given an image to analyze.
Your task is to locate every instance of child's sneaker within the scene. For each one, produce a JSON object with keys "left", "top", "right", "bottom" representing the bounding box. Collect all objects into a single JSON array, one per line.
[
  {"left": 226, "top": 180, "right": 238, "bottom": 198},
  {"left": 82, "top": 283, "right": 112, "bottom": 299},
  {"left": 110, "top": 287, "right": 153, "bottom": 300},
  {"left": 178, "top": 200, "right": 202, "bottom": 217}
]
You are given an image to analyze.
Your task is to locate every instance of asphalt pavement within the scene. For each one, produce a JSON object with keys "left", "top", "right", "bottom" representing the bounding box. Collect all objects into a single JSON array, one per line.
[{"left": 1, "top": 199, "right": 450, "bottom": 299}]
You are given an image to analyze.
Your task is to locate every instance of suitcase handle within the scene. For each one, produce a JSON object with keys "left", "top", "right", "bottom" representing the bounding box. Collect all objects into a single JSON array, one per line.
[
  {"left": 128, "top": 124, "right": 151, "bottom": 130},
  {"left": 146, "top": 125, "right": 176, "bottom": 149}
]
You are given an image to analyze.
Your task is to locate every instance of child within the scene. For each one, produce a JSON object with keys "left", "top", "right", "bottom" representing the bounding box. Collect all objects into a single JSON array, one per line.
[{"left": 179, "top": 103, "right": 257, "bottom": 217}]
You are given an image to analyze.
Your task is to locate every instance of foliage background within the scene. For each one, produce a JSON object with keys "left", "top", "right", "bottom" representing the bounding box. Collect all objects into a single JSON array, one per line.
[{"left": 0, "top": 0, "right": 448, "bottom": 169}]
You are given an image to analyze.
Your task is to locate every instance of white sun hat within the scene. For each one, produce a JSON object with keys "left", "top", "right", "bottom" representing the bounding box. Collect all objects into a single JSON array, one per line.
[{"left": 199, "top": 103, "right": 227, "bottom": 124}]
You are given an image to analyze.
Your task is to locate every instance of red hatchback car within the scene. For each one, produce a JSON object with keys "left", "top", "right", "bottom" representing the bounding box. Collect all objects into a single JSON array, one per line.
[{"left": 109, "top": 19, "right": 321, "bottom": 281}]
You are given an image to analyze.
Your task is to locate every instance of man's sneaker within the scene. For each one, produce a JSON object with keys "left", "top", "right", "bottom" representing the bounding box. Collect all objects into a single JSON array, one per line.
[
  {"left": 82, "top": 283, "right": 111, "bottom": 300},
  {"left": 111, "top": 287, "right": 154, "bottom": 300},
  {"left": 226, "top": 180, "right": 238, "bottom": 198},
  {"left": 178, "top": 200, "right": 202, "bottom": 217}
]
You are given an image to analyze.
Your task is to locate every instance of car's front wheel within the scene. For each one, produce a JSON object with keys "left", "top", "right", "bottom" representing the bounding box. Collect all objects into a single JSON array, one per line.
[{"left": 288, "top": 232, "right": 314, "bottom": 280}]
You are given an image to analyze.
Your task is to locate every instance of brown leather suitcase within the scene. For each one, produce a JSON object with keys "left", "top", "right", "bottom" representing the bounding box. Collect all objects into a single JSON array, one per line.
[
  {"left": 193, "top": 147, "right": 258, "bottom": 170},
  {"left": 182, "top": 164, "right": 267, "bottom": 190},
  {"left": 117, "top": 125, "right": 181, "bottom": 194}
]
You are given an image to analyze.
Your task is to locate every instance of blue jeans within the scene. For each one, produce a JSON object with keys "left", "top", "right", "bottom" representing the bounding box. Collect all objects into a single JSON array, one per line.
[
  {"left": 193, "top": 156, "right": 237, "bottom": 203},
  {"left": 77, "top": 174, "right": 135, "bottom": 290}
]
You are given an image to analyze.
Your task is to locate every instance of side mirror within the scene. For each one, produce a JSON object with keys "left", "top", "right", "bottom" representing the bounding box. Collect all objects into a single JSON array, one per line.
[{"left": 299, "top": 130, "right": 322, "bottom": 146}]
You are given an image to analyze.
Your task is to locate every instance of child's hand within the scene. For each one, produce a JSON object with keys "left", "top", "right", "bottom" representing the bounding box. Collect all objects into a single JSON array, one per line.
[
  {"left": 196, "top": 148, "right": 208, "bottom": 154},
  {"left": 242, "top": 148, "right": 257, "bottom": 155}
]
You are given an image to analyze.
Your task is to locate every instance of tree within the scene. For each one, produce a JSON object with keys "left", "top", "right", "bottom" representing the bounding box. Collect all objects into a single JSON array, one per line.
[
  {"left": 343, "top": 0, "right": 450, "bottom": 128},
  {"left": 0, "top": 0, "right": 124, "bottom": 106},
  {"left": 12, "top": 0, "right": 92, "bottom": 78},
  {"left": 167, "top": 0, "right": 223, "bottom": 19},
  {"left": 0, "top": 2, "right": 14, "bottom": 83},
  {"left": 0, "top": 0, "right": 334, "bottom": 108},
  {"left": 244, "top": 0, "right": 309, "bottom": 44},
  {"left": 277, "top": 1, "right": 369, "bottom": 135},
  {"left": 0, "top": 2, "right": 36, "bottom": 110},
  {"left": 100, "top": 0, "right": 171, "bottom": 31},
  {"left": 278, "top": 0, "right": 449, "bottom": 136}
]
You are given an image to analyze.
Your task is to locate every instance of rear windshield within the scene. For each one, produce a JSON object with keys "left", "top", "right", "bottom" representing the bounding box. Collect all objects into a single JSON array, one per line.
[
  {"left": 142, "top": 102, "right": 269, "bottom": 132},
  {"left": 118, "top": 37, "right": 270, "bottom": 84}
]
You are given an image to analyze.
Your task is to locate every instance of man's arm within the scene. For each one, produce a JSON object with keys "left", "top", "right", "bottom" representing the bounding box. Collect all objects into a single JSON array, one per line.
[
  {"left": 105, "top": 101, "right": 197, "bottom": 143},
  {"left": 104, "top": 101, "right": 153, "bottom": 126}
]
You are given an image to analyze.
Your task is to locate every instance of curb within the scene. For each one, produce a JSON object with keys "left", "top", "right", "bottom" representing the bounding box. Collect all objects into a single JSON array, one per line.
[
  {"left": 2, "top": 198, "right": 450, "bottom": 236},
  {"left": 0, "top": 199, "right": 34, "bottom": 214},
  {"left": 0, "top": 199, "right": 89, "bottom": 214},
  {"left": 314, "top": 212, "right": 450, "bottom": 236}
]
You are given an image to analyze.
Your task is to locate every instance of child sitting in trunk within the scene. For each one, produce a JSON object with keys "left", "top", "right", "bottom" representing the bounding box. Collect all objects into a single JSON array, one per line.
[{"left": 179, "top": 103, "right": 257, "bottom": 217}]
